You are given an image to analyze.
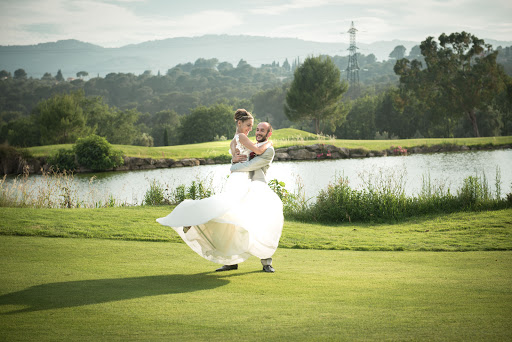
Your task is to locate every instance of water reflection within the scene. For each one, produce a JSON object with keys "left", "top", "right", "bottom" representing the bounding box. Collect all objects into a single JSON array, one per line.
[{"left": 6, "top": 150, "right": 512, "bottom": 205}]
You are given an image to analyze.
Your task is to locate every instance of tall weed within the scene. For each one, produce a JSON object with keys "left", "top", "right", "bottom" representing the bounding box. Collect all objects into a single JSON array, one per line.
[
  {"left": 287, "top": 168, "right": 510, "bottom": 223},
  {"left": 0, "top": 167, "right": 127, "bottom": 208}
]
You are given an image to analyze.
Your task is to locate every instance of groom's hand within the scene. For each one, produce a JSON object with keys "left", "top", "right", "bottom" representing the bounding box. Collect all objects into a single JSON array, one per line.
[{"left": 231, "top": 149, "right": 247, "bottom": 163}]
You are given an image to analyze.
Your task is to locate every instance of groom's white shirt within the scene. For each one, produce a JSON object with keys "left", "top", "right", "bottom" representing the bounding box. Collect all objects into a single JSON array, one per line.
[{"left": 230, "top": 142, "right": 274, "bottom": 183}]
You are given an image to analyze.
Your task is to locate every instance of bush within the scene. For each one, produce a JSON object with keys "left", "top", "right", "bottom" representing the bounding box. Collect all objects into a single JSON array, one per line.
[
  {"left": 287, "top": 173, "right": 510, "bottom": 224},
  {"left": 170, "top": 180, "right": 214, "bottom": 204},
  {"left": 0, "top": 144, "right": 33, "bottom": 174},
  {"left": 143, "top": 179, "right": 166, "bottom": 205},
  {"left": 269, "top": 178, "right": 310, "bottom": 216},
  {"left": 133, "top": 133, "right": 154, "bottom": 147},
  {"left": 73, "top": 135, "right": 124, "bottom": 171},
  {"left": 47, "top": 148, "right": 77, "bottom": 171}
]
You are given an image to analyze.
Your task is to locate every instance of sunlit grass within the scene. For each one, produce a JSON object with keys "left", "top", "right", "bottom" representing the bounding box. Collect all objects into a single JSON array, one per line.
[
  {"left": 1, "top": 236, "right": 511, "bottom": 341},
  {"left": 26, "top": 131, "right": 512, "bottom": 159},
  {"left": 1, "top": 206, "right": 510, "bottom": 252}
]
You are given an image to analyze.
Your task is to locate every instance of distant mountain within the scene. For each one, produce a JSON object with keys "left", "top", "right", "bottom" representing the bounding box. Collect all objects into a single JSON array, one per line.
[{"left": 1, "top": 35, "right": 510, "bottom": 79}]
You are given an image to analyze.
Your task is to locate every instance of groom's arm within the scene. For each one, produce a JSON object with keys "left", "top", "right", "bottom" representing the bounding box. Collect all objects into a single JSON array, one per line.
[{"left": 230, "top": 146, "right": 274, "bottom": 172}]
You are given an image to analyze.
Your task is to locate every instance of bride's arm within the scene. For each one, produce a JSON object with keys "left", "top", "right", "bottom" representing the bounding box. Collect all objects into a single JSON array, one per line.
[{"left": 238, "top": 133, "right": 272, "bottom": 155}]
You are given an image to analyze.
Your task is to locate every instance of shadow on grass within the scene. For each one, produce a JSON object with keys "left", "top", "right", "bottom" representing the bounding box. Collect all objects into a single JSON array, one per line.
[{"left": 0, "top": 271, "right": 244, "bottom": 315}]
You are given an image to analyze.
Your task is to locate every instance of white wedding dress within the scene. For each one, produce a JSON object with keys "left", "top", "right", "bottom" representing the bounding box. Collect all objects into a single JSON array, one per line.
[{"left": 156, "top": 134, "right": 284, "bottom": 265}]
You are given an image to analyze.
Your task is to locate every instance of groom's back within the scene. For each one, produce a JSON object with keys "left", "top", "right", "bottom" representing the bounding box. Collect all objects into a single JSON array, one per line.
[{"left": 251, "top": 168, "right": 267, "bottom": 183}]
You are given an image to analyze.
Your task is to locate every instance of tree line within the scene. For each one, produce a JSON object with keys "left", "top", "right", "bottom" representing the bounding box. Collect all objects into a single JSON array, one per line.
[
  {"left": 1, "top": 33, "right": 511, "bottom": 148},
  {"left": 285, "top": 33, "right": 512, "bottom": 138}
]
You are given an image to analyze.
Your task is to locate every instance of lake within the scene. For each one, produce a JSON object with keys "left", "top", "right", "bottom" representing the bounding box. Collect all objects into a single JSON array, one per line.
[{"left": 6, "top": 149, "right": 512, "bottom": 205}]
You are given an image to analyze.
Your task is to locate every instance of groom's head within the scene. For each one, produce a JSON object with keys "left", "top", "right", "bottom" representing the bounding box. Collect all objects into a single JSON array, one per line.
[{"left": 255, "top": 122, "right": 272, "bottom": 143}]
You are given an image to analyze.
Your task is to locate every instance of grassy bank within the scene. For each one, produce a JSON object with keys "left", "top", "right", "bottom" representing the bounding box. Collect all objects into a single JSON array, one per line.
[
  {"left": 26, "top": 129, "right": 512, "bottom": 160},
  {"left": 1, "top": 236, "right": 511, "bottom": 341},
  {"left": 1, "top": 206, "right": 511, "bottom": 251}
]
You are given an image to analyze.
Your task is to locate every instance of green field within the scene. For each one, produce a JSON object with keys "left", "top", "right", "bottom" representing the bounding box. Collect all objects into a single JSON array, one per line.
[
  {"left": 1, "top": 207, "right": 511, "bottom": 251},
  {"left": 26, "top": 129, "right": 512, "bottom": 160},
  {"left": 1, "top": 207, "right": 511, "bottom": 341}
]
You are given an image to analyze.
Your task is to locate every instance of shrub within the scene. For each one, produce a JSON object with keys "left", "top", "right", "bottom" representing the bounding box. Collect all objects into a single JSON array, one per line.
[
  {"left": 170, "top": 179, "right": 214, "bottom": 204},
  {"left": 133, "top": 133, "right": 154, "bottom": 147},
  {"left": 288, "top": 172, "right": 510, "bottom": 224},
  {"left": 0, "top": 144, "right": 33, "bottom": 174},
  {"left": 73, "top": 135, "right": 124, "bottom": 171},
  {"left": 214, "top": 135, "right": 227, "bottom": 141},
  {"left": 457, "top": 175, "right": 491, "bottom": 209},
  {"left": 269, "top": 179, "right": 288, "bottom": 200},
  {"left": 144, "top": 179, "right": 166, "bottom": 205},
  {"left": 47, "top": 148, "right": 77, "bottom": 172}
]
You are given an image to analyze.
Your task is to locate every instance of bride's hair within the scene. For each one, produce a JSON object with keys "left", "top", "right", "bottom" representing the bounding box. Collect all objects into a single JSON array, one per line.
[{"left": 234, "top": 109, "right": 253, "bottom": 123}]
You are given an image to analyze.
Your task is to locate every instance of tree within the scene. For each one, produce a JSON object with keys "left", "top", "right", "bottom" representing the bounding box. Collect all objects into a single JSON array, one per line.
[
  {"left": 217, "top": 62, "right": 234, "bottom": 73},
  {"left": 389, "top": 45, "right": 406, "bottom": 60},
  {"left": 14, "top": 69, "right": 27, "bottom": 80},
  {"left": 394, "top": 32, "right": 508, "bottom": 137},
  {"left": 282, "top": 58, "right": 291, "bottom": 72},
  {"left": 6, "top": 116, "right": 40, "bottom": 147},
  {"left": 133, "top": 132, "right": 154, "bottom": 147},
  {"left": 179, "top": 104, "right": 234, "bottom": 144},
  {"left": 41, "top": 72, "right": 55, "bottom": 81},
  {"left": 33, "top": 90, "right": 92, "bottom": 144},
  {"left": 365, "top": 54, "right": 377, "bottom": 64},
  {"left": 76, "top": 71, "right": 88, "bottom": 79},
  {"left": 96, "top": 108, "right": 140, "bottom": 145},
  {"left": 407, "top": 45, "right": 422, "bottom": 60},
  {"left": 336, "top": 95, "right": 378, "bottom": 139},
  {"left": 252, "top": 84, "right": 291, "bottom": 129},
  {"left": 194, "top": 58, "right": 218, "bottom": 69},
  {"left": 150, "top": 110, "right": 180, "bottom": 146},
  {"left": 0, "top": 70, "right": 11, "bottom": 79},
  {"left": 56, "top": 69, "right": 64, "bottom": 82},
  {"left": 284, "top": 56, "right": 348, "bottom": 134},
  {"left": 163, "top": 127, "right": 169, "bottom": 146}
]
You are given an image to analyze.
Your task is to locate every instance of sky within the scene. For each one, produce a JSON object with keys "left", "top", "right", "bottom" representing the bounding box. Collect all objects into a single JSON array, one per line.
[{"left": 1, "top": 0, "right": 511, "bottom": 47}]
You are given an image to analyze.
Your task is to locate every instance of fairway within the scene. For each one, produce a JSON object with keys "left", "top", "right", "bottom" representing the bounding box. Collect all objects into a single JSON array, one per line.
[{"left": 1, "top": 236, "right": 511, "bottom": 341}]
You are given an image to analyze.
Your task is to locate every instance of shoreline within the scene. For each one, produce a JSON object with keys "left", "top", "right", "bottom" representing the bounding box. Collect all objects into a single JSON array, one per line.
[{"left": 2, "top": 142, "right": 511, "bottom": 176}]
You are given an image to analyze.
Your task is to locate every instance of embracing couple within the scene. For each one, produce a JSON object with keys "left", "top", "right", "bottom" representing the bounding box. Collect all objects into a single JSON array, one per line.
[{"left": 157, "top": 109, "right": 284, "bottom": 273}]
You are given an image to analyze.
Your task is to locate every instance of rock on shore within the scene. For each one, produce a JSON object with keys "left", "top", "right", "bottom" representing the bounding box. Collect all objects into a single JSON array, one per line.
[{"left": 1, "top": 143, "right": 510, "bottom": 175}]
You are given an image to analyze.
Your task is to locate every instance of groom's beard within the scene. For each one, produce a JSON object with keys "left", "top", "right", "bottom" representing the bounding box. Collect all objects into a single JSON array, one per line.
[{"left": 256, "top": 133, "right": 269, "bottom": 143}]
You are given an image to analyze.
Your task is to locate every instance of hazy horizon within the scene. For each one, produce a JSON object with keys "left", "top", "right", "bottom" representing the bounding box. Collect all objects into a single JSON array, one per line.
[{"left": 1, "top": 0, "right": 511, "bottom": 48}]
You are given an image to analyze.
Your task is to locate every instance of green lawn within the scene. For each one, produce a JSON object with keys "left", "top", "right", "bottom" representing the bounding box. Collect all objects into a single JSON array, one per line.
[
  {"left": 1, "top": 207, "right": 511, "bottom": 341},
  {"left": 1, "top": 236, "right": 511, "bottom": 341},
  {"left": 26, "top": 130, "right": 512, "bottom": 160},
  {"left": 1, "top": 207, "right": 511, "bottom": 251}
]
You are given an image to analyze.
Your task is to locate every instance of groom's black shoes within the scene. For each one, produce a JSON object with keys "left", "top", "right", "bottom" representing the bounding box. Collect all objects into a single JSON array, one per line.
[
  {"left": 216, "top": 264, "right": 238, "bottom": 272},
  {"left": 262, "top": 265, "right": 275, "bottom": 273}
]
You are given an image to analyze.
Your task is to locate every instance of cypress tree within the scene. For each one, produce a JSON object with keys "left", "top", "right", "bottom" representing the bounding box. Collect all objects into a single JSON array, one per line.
[{"left": 163, "top": 127, "right": 169, "bottom": 146}]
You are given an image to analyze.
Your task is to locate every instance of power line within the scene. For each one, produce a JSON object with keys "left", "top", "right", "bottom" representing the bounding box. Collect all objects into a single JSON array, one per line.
[{"left": 345, "top": 21, "right": 360, "bottom": 88}]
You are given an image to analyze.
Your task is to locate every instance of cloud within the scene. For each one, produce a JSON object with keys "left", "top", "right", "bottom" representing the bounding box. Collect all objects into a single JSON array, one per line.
[
  {"left": 0, "top": 0, "right": 510, "bottom": 47},
  {"left": 0, "top": 0, "right": 242, "bottom": 47},
  {"left": 250, "top": 0, "right": 331, "bottom": 15}
]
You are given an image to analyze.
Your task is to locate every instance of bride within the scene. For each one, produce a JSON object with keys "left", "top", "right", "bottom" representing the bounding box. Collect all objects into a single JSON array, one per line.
[{"left": 157, "top": 109, "right": 283, "bottom": 267}]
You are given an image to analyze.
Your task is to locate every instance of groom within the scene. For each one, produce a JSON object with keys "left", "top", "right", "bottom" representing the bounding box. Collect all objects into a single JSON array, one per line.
[{"left": 215, "top": 121, "right": 278, "bottom": 273}]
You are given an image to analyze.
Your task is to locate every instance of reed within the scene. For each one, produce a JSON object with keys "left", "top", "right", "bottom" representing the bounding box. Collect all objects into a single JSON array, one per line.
[
  {"left": 2, "top": 164, "right": 510, "bottom": 223},
  {"left": 287, "top": 168, "right": 510, "bottom": 223},
  {"left": 0, "top": 167, "right": 129, "bottom": 208}
]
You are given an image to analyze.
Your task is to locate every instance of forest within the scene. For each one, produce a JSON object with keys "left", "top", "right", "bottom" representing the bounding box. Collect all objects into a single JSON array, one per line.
[{"left": 1, "top": 36, "right": 512, "bottom": 148}]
